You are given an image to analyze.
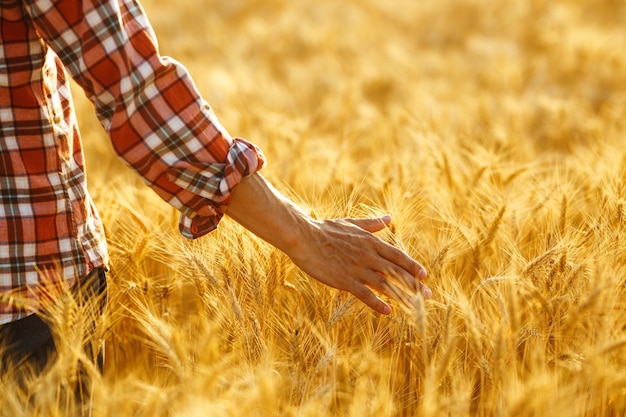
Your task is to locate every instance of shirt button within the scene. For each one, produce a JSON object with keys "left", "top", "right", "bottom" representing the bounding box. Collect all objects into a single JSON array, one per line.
[{"left": 191, "top": 225, "right": 199, "bottom": 234}]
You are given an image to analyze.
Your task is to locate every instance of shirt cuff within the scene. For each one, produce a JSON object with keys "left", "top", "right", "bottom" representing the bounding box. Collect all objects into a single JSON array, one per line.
[{"left": 170, "top": 137, "right": 266, "bottom": 239}]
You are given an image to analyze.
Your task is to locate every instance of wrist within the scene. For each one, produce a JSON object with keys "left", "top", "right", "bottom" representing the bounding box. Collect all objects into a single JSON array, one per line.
[
  {"left": 268, "top": 198, "right": 316, "bottom": 256},
  {"left": 225, "top": 173, "right": 314, "bottom": 255}
]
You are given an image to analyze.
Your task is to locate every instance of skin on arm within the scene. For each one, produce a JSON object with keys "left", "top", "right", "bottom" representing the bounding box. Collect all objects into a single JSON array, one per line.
[{"left": 225, "top": 173, "right": 432, "bottom": 314}]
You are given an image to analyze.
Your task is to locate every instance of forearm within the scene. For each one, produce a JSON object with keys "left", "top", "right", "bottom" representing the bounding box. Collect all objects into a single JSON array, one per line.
[{"left": 225, "top": 173, "right": 312, "bottom": 255}]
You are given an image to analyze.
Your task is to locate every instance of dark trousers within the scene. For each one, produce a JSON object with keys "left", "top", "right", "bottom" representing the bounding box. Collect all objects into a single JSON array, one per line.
[{"left": 0, "top": 267, "right": 108, "bottom": 375}]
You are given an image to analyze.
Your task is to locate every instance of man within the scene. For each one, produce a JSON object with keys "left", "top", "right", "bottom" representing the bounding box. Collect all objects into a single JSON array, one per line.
[{"left": 0, "top": 0, "right": 431, "bottom": 373}]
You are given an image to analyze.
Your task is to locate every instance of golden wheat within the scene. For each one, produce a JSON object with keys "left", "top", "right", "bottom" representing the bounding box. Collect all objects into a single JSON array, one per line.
[{"left": 2, "top": 0, "right": 626, "bottom": 415}]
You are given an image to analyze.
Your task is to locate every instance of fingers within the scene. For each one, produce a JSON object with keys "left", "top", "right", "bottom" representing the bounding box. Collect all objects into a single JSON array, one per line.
[
  {"left": 342, "top": 215, "right": 432, "bottom": 309},
  {"left": 346, "top": 274, "right": 431, "bottom": 316},
  {"left": 380, "top": 260, "right": 421, "bottom": 293},
  {"left": 345, "top": 215, "right": 427, "bottom": 282},
  {"left": 359, "top": 267, "right": 432, "bottom": 308},
  {"left": 364, "top": 270, "right": 417, "bottom": 309},
  {"left": 380, "top": 242, "right": 426, "bottom": 278},
  {"left": 419, "top": 282, "right": 433, "bottom": 299},
  {"left": 368, "top": 239, "right": 427, "bottom": 295},
  {"left": 350, "top": 284, "right": 392, "bottom": 315},
  {"left": 350, "top": 263, "right": 432, "bottom": 313},
  {"left": 345, "top": 214, "right": 391, "bottom": 233}
]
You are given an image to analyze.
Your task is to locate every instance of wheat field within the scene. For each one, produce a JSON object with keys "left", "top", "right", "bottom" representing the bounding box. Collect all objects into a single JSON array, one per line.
[{"left": 3, "top": 0, "right": 626, "bottom": 415}]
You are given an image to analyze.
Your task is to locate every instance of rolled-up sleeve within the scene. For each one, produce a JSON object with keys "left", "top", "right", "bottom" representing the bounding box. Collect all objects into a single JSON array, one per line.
[{"left": 23, "top": 0, "right": 265, "bottom": 238}]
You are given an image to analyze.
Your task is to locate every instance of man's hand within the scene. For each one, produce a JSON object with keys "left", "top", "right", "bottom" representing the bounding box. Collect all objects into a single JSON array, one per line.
[
  {"left": 225, "top": 173, "right": 432, "bottom": 314},
  {"left": 287, "top": 215, "right": 431, "bottom": 314}
]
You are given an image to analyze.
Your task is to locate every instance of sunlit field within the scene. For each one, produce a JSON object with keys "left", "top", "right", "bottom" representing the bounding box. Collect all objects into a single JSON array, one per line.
[{"left": 3, "top": 0, "right": 626, "bottom": 415}]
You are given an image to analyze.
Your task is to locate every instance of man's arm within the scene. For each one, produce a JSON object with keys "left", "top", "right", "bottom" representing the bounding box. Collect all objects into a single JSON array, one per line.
[
  {"left": 23, "top": 0, "right": 265, "bottom": 238},
  {"left": 226, "top": 173, "right": 432, "bottom": 314}
]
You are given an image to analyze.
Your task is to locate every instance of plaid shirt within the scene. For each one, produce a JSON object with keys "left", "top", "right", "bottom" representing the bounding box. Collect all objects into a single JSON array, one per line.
[{"left": 0, "top": 0, "right": 265, "bottom": 324}]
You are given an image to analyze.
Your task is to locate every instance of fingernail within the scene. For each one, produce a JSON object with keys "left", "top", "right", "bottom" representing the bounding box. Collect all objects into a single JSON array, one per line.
[
  {"left": 422, "top": 286, "right": 433, "bottom": 299},
  {"left": 418, "top": 269, "right": 427, "bottom": 280},
  {"left": 382, "top": 304, "right": 392, "bottom": 315},
  {"left": 381, "top": 214, "right": 392, "bottom": 223}
]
